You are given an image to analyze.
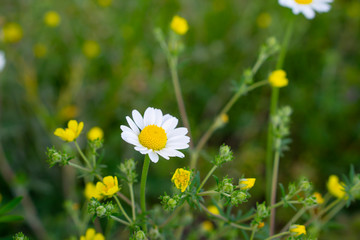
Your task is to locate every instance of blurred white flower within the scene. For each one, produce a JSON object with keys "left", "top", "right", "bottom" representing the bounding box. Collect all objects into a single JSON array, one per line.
[
  {"left": 279, "top": 0, "right": 333, "bottom": 19},
  {"left": 0, "top": 51, "right": 5, "bottom": 72},
  {"left": 121, "top": 107, "right": 190, "bottom": 163}
]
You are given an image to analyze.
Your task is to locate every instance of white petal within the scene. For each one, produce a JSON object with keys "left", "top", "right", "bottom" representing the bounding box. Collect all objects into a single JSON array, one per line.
[
  {"left": 134, "top": 146, "right": 147, "bottom": 151},
  {"left": 132, "top": 110, "right": 144, "bottom": 130},
  {"left": 148, "top": 151, "right": 159, "bottom": 163},
  {"left": 120, "top": 125, "right": 135, "bottom": 134},
  {"left": 302, "top": 6, "right": 315, "bottom": 19},
  {"left": 162, "top": 114, "right": 172, "bottom": 124},
  {"left": 167, "top": 135, "right": 190, "bottom": 145},
  {"left": 156, "top": 150, "right": 170, "bottom": 160},
  {"left": 154, "top": 109, "right": 163, "bottom": 127},
  {"left": 162, "top": 117, "right": 178, "bottom": 133},
  {"left": 126, "top": 116, "right": 140, "bottom": 134},
  {"left": 167, "top": 143, "right": 189, "bottom": 150},
  {"left": 312, "top": 2, "right": 331, "bottom": 12},
  {"left": 144, "top": 107, "right": 156, "bottom": 126},
  {"left": 161, "top": 148, "right": 185, "bottom": 158},
  {"left": 121, "top": 132, "right": 141, "bottom": 146},
  {"left": 167, "top": 127, "right": 188, "bottom": 138}
]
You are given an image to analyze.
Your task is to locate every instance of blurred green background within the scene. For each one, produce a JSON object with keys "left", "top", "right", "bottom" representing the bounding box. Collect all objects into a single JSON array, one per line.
[{"left": 0, "top": 0, "right": 360, "bottom": 239}]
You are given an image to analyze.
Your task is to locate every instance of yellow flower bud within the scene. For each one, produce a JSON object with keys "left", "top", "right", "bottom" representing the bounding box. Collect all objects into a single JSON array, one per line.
[
  {"left": 327, "top": 175, "right": 346, "bottom": 199},
  {"left": 83, "top": 40, "right": 101, "bottom": 59},
  {"left": 313, "top": 192, "right": 324, "bottom": 204},
  {"left": 87, "top": 127, "right": 104, "bottom": 141},
  {"left": 268, "top": 70, "right": 288, "bottom": 88},
  {"left": 289, "top": 224, "right": 306, "bottom": 236},
  {"left": 44, "top": 11, "right": 61, "bottom": 27},
  {"left": 96, "top": 176, "right": 120, "bottom": 197},
  {"left": 2, "top": 23, "right": 23, "bottom": 43},
  {"left": 170, "top": 15, "right": 189, "bottom": 35},
  {"left": 239, "top": 178, "right": 256, "bottom": 190}
]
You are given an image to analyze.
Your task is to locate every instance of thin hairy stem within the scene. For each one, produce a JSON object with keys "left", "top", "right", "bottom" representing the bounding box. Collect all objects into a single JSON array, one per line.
[
  {"left": 114, "top": 195, "right": 132, "bottom": 224},
  {"left": 140, "top": 155, "right": 151, "bottom": 232}
]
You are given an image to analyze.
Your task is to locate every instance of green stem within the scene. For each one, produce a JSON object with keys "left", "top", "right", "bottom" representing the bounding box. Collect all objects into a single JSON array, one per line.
[
  {"left": 128, "top": 183, "right": 136, "bottom": 221},
  {"left": 159, "top": 204, "right": 185, "bottom": 229},
  {"left": 265, "top": 231, "right": 290, "bottom": 240},
  {"left": 321, "top": 200, "right": 346, "bottom": 225},
  {"left": 197, "top": 165, "right": 218, "bottom": 193},
  {"left": 197, "top": 190, "right": 218, "bottom": 196},
  {"left": 250, "top": 227, "right": 257, "bottom": 240},
  {"left": 140, "top": 154, "right": 151, "bottom": 232},
  {"left": 270, "top": 150, "right": 281, "bottom": 236},
  {"left": 114, "top": 195, "right": 132, "bottom": 224},
  {"left": 74, "top": 141, "right": 92, "bottom": 169},
  {"left": 68, "top": 162, "right": 91, "bottom": 172},
  {"left": 110, "top": 215, "right": 130, "bottom": 226},
  {"left": 280, "top": 207, "right": 308, "bottom": 233}
]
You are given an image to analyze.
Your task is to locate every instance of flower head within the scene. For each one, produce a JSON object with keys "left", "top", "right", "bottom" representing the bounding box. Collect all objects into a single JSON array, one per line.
[
  {"left": 207, "top": 205, "right": 220, "bottom": 215},
  {"left": 258, "top": 222, "right": 265, "bottom": 229},
  {"left": 279, "top": 0, "right": 333, "bottom": 19},
  {"left": 257, "top": 13, "right": 272, "bottom": 29},
  {"left": 33, "top": 43, "right": 48, "bottom": 58},
  {"left": 54, "top": 120, "right": 84, "bottom": 142},
  {"left": 85, "top": 182, "right": 103, "bottom": 201},
  {"left": 289, "top": 224, "right": 306, "bottom": 236},
  {"left": 2, "top": 23, "right": 23, "bottom": 43},
  {"left": 97, "top": 0, "right": 112, "bottom": 7},
  {"left": 87, "top": 127, "right": 104, "bottom": 141},
  {"left": 83, "top": 40, "right": 100, "bottom": 59},
  {"left": 120, "top": 107, "right": 190, "bottom": 163},
  {"left": 268, "top": 70, "right": 288, "bottom": 88},
  {"left": 44, "top": 11, "right": 61, "bottom": 27},
  {"left": 239, "top": 178, "right": 256, "bottom": 190},
  {"left": 170, "top": 15, "right": 189, "bottom": 35},
  {"left": 313, "top": 192, "right": 324, "bottom": 204},
  {"left": 327, "top": 175, "right": 346, "bottom": 199},
  {"left": 96, "top": 176, "right": 119, "bottom": 197},
  {"left": 172, "top": 168, "right": 191, "bottom": 192},
  {"left": 201, "top": 221, "right": 214, "bottom": 232},
  {"left": 80, "top": 228, "right": 105, "bottom": 240}
]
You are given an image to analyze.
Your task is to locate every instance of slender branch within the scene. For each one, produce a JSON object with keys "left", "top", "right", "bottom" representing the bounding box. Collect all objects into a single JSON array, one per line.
[
  {"left": 68, "top": 161, "right": 92, "bottom": 172},
  {"left": 110, "top": 215, "right": 130, "bottom": 226},
  {"left": 265, "top": 231, "right": 290, "bottom": 240},
  {"left": 74, "top": 141, "right": 91, "bottom": 169},
  {"left": 250, "top": 227, "right": 257, "bottom": 240},
  {"left": 114, "top": 195, "right": 132, "bottom": 224},
  {"left": 197, "top": 165, "right": 217, "bottom": 193},
  {"left": 270, "top": 150, "right": 281, "bottom": 235},
  {"left": 128, "top": 183, "right": 136, "bottom": 221}
]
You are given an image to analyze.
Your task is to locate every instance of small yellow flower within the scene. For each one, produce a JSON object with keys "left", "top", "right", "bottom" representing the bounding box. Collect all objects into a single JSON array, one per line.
[
  {"left": 59, "top": 105, "right": 78, "bottom": 120},
  {"left": 313, "top": 192, "right": 324, "bottom": 204},
  {"left": 207, "top": 205, "right": 220, "bottom": 215},
  {"left": 171, "top": 168, "right": 191, "bottom": 192},
  {"left": 201, "top": 220, "right": 214, "bottom": 232},
  {"left": 239, "top": 178, "right": 256, "bottom": 190},
  {"left": 327, "top": 175, "right": 346, "bottom": 199},
  {"left": 2, "top": 23, "right": 23, "bottom": 43},
  {"left": 258, "top": 222, "right": 265, "bottom": 229},
  {"left": 289, "top": 224, "right": 306, "bottom": 236},
  {"left": 170, "top": 15, "right": 189, "bottom": 35},
  {"left": 220, "top": 114, "right": 229, "bottom": 124},
  {"left": 85, "top": 182, "right": 103, "bottom": 201},
  {"left": 268, "top": 70, "right": 288, "bottom": 88},
  {"left": 33, "top": 43, "right": 48, "bottom": 58},
  {"left": 80, "top": 228, "right": 105, "bottom": 240},
  {"left": 44, "top": 11, "right": 61, "bottom": 27},
  {"left": 54, "top": 120, "right": 84, "bottom": 142},
  {"left": 257, "top": 13, "right": 272, "bottom": 29},
  {"left": 83, "top": 40, "right": 100, "bottom": 59},
  {"left": 87, "top": 127, "right": 104, "bottom": 141},
  {"left": 97, "top": 0, "right": 112, "bottom": 7},
  {"left": 96, "top": 176, "right": 119, "bottom": 197}
]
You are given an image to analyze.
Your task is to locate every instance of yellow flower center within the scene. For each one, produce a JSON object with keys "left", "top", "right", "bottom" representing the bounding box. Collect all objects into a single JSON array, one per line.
[
  {"left": 294, "top": 0, "right": 313, "bottom": 4},
  {"left": 138, "top": 125, "right": 167, "bottom": 150}
]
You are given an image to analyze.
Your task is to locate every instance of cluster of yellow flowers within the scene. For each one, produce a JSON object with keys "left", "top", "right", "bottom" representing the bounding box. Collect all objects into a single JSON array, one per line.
[
  {"left": 85, "top": 176, "right": 120, "bottom": 200},
  {"left": 80, "top": 228, "right": 104, "bottom": 240},
  {"left": 268, "top": 69, "right": 289, "bottom": 88},
  {"left": 54, "top": 119, "right": 104, "bottom": 142},
  {"left": 327, "top": 175, "right": 346, "bottom": 199}
]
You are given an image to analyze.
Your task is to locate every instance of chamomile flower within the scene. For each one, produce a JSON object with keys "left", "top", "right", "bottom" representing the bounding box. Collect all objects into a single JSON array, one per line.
[
  {"left": 120, "top": 107, "right": 190, "bottom": 163},
  {"left": 279, "top": 0, "right": 333, "bottom": 19}
]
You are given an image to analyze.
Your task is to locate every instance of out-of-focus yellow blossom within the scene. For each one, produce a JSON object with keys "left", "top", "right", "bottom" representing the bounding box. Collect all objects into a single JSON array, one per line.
[
  {"left": 85, "top": 182, "right": 103, "bottom": 201},
  {"left": 87, "top": 127, "right": 104, "bottom": 141},
  {"left": 290, "top": 224, "right": 306, "bottom": 236},
  {"left": 313, "top": 192, "right": 324, "bottom": 204},
  {"left": 80, "top": 228, "right": 105, "bottom": 240},
  {"left": 201, "top": 221, "right": 214, "bottom": 232},
  {"left": 257, "top": 13, "right": 272, "bottom": 29},
  {"left": 170, "top": 15, "right": 189, "bottom": 35},
  {"left": 33, "top": 43, "right": 48, "bottom": 58},
  {"left": 207, "top": 205, "right": 220, "bottom": 215},
  {"left": 239, "top": 178, "right": 256, "bottom": 190},
  {"left": 54, "top": 120, "right": 84, "bottom": 142},
  {"left": 258, "top": 222, "right": 265, "bottom": 229},
  {"left": 59, "top": 105, "right": 78, "bottom": 120},
  {"left": 327, "top": 175, "right": 346, "bottom": 199},
  {"left": 96, "top": 176, "right": 119, "bottom": 197},
  {"left": 44, "top": 11, "right": 61, "bottom": 27},
  {"left": 97, "top": 0, "right": 112, "bottom": 7},
  {"left": 268, "top": 70, "right": 288, "bottom": 88},
  {"left": 2, "top": 23, "right": 23, "bottom": 43},
  {"left": 346, "top": 2, "right": 360, "bottom": 19},
  {"left": 171, "top": 168, "right": 191, "bottom": 192},
  {"left": 221, "top": 114, "right": 229, "bottom": 124},
  {"left": 82, "top": 40, "right": 100, "bottom": 59}
]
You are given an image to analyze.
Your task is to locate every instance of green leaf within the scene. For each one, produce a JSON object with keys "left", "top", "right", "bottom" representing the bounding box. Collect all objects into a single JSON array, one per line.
[
  {"left": 0, "top": 215, "right": 23, "bottom": 223},
  {"left": 0, "top": 196, "right": 23, "bottom": 215}
]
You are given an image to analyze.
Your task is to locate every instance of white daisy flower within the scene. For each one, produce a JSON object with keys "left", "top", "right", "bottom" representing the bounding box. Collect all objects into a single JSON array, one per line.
[
  {"left": 120, "top": 107, "right": 190, "bottom": 163},
  {"left": 0, "top": 51, "right": 6, "bottom": 72},
  {"left": 279, "top": 0, "right": 333, "bottom": 19}
]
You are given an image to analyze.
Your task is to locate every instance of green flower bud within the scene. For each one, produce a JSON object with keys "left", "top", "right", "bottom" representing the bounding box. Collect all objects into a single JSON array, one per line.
[
  {"left": 96, "top": 206, "right": 106, "bottom": 217},
  {"left": 135, "top": 230, "right": 147, "bottom": 240},
  {"left": 148, "top": 227, "right": 161, "bottom": 240},
  {"left": 46, "top": 146, "right": 72, "bottom": 167},
  {"left": 299, "top": 179, "right": 312, "bottom": 192},
  {"left": 13, "top": 232, "right": 29, "bottom": 240},
  {"left": 223, "top": 182, "right": 234, "bottom": 193},
  {"left": 303, "top": 196, "right": 317, "bottom": 207},
  {"left": 213, "top": 144, "right": 233, "bottom": 166},
  {"left": 231, "top": 191, "right": 248, "bottom": 206},
  {"left": 256, "top": 202, "right": 270, "bottom": 219},
  {"left": 168, "top": 198, "right": 178, "bottom": 209}
]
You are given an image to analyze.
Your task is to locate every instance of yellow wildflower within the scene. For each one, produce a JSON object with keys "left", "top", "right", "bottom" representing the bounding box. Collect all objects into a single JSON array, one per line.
[
  {"left": 239, "top": 178, "right": 256, "bottom": 190},
  {"left": 258, "top": 222, "right": 265, "bottom": 229},
  {"left": 201, "top": 221, "right": 214, "bottom": 232},
  {"left": 59, "top": 105, "right": 78, "bottom": 120},
  {"left": 220, "top": 114, "right": 229, "bottom": 124},
  {"left": 171, "top": 168, "right": 191, "bottom": 192},
  {"left": 207, "top": 205, "right": 220, "bottom": 215},
  {"left": 170, "top": 15, "right": 189, "bottom": 35},
  {"left": 268, "top": 70, "right": 288, "bottom": 88},
  {"left": 97, "top": 0, "right": 112, "bottom": 7},
  {"left": 96, "top": 176, "right": 119, "bottom": 197},
  {"left": 33, "top": 43, "right": 48, "bottom": 58},
  {"left": 80, "top": 228, "right": 105, "bottom": 240},
  {"left": 44, "top": 11, "right": 61, "bottom": 27},
  {"left": 2, "top": 23, "right": 23, "bottom": 43},
  {"left": 313, "top": 192, "right": 324, "bottom": 204},
  {"left": 327, "top": 175, "right": 346, "bottom": 199},
  {"left": 82, "top": 40, "right": 100, "bottom": 59},
  {"left": 54, "top": 120, "right": 84, "bottom": 142},
  {"left": 257, "top": 13, "right": 272, "bottom": 29},
  {"left": 289, "top": 224, "right": 306, "bottom": 236},
  {"left": 87, "top": 127, "right": 104, "bottom": 141},
  {"left": 85, "top": 182, "right": 103, "bottom": 201}
]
